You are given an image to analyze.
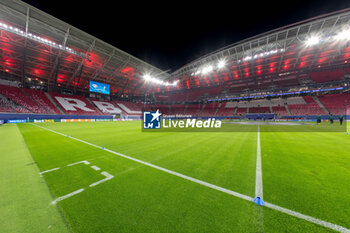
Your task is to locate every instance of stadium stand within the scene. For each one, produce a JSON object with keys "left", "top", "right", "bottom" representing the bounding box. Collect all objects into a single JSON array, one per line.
[
  {"left": 152, "top": 104, "right": 171, "bottom": 115},
  {"left": 273, "top": 77, "right": 300, "bottom": 88},
  {"left": 236, "top": 108, "right": 247, "bottom": 115},
  {"left": 113, "top": 100, "right": 142, "bottom": 116},
  {"left": 89, "top": 99, "right": 123, "bottom": 115},
  {"left": 24, "top": 89, "right": 62, "bottom": 114},
  {"left": 309, "top": 70, "right": 344, "bottom": 83},
  {"left": 170, "top": 104, "right": 185, "bottom": 115},
  {"left": 215, "top": 102, "right": 235, "bottom": 117},
  {"left": 203, "top": 87, "right": 223, "bottom": 99},
  {"left": 1, "top": 83, "right": 348, "bottom": 118},
  {"left": 249, "top": 107, "right": 271, "bottom": 113},
  {"left": 288, "top": 96, "right": 327, "bottom": 116},
  {"left": 318, "top": 93, "right": 350, "bottom": 115},
  {"left": 167, "top": 93, "right": 187, "bottom": 102},
  {"left": 187, "top": 89, "right": 210, "bottom": 101},
  {"left": 0, "top": 93, "right": 31, "bottom": 113},
  {"left": 0, "top": 84, "right": 48, "bottom": 114},
  {"left": 272, "top": 106, "right": 289, "bottom": 116},
  {"left": 49, "top": 92, "right": 102, "bottom": 115},
  {"left": 198, "top": 103, "right": 220, "bottom": 117},
  {"left": 154, "top": 95, "right": 169, "bottom": 102},
  {"left": 185, "top": 104, "right": 203, "bottom": 116}
]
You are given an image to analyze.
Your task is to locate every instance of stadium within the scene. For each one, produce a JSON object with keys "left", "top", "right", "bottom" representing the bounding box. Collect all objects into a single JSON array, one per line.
[{"left": 0, "top": 0, "right": 349, "bottom": 232}]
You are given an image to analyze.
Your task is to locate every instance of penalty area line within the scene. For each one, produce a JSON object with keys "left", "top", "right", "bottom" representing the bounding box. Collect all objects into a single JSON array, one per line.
[
  {"left": 89, "top": 171, "right": 114, "bottom": 187},
  {"left": 30, "top": 123, "right": 350, "bottom": 233},
  {"left": 67, "top": 160, "right": 90, "bottom": 166},
  {"left": 91, "top": 165, "right": 101, "bottom": 171},
  {"left": 51, "top": 188, "right": 84, "bottom": 205},
  {"left": 40, "top": 167, "right": 60, "bottom": 174}
]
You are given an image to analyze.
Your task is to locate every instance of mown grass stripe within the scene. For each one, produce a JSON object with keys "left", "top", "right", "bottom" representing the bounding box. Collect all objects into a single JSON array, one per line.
[{"left": 31, "top": 123, "right": 350, "bottom": 233}]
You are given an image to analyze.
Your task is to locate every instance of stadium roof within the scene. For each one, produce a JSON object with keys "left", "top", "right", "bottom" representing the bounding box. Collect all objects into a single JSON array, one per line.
[
  {"left": 170, "top": 8, "right": 350, "bottom": 91},
  {"left": 0, "top": 0, "right": 170, "bottom": 95},
  {"left": 1, "top": 0, "right": 350, "bottom": 96}
]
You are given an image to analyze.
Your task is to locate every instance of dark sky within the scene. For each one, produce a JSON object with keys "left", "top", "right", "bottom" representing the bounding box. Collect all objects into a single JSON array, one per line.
[{"left": 23, "top": 0, "right": 350, "bottom": 72}]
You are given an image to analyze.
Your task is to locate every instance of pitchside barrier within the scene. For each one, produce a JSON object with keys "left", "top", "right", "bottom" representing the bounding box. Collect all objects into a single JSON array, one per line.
[
  {"left": 6, "top": 119, "right": 115, "bottom": 123},
  {"left": 245, "top": 113, "right": 275, "bottom": 120},
  {"left": 182, "top": 115, "right": 349, "bottom": 121},
  {"left": 0, "top": 113, "right": 113, "bottom": 123},
  {"left": 279, "top": 115, "right": 349, "bottom": 121},
  {"left": 0, "top": 113, "right": 348, "bottom": 124}
]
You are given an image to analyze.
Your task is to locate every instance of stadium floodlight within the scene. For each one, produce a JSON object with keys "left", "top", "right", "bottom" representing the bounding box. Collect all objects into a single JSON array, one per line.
[
  {"left": 243, "top": 56, "right": 253, "bottom": 61},
  {"left": 305, "top": 36, "right": 320, "bottom": 46},
  {"left": 335, "top": 29, "right": 350, "bottom": 41},
  {"left": 154, "top": 79, "right": 164, "bottom": 85},
  {"left": 142, "top": 73, "right": 177, "bottom": 86},
  {"left": 191, "top": 47, "right": 286, "bottom": 76},
  {"left": 143, "top": 74, "right": 152, "bottom": 81},
  {"left": 217, "top": 59, "right": 226, "bottom": 69},
  {"left": 202, "top": 65, "right": 213, "bottom": 75}
]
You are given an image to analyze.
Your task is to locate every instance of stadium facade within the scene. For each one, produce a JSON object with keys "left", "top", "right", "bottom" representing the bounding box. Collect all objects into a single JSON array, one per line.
[{"left": 0, "top": 0, "right": 349, "bottom": 122}]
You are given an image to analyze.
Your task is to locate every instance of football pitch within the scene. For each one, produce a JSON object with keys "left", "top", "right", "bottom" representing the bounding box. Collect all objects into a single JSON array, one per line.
[{"left": 1, "top": 121, "right": 350, "bottom": 232}]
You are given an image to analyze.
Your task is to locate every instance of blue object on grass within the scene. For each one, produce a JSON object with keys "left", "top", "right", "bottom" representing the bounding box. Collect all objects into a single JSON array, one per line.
[{"left": 253, "top": 197, "right": 264, "bottom": 206}]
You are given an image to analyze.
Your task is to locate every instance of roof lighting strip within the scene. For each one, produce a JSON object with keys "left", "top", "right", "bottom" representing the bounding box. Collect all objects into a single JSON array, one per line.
[{"left": 0, "top": 22, "right": 87, "bottom": 59}]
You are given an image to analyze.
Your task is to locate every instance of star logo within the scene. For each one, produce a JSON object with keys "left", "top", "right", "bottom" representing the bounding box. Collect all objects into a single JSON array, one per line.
[
  {"left": 143, "top": 109, "right": 162, "bottom": 129},
  {"left": 150, "top": 109, "right": 162, "bottom": 122}
]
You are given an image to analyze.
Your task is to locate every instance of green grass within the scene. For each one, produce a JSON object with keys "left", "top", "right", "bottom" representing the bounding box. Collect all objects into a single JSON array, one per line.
[
  {"left": 0, "top": 124, "right": 69, "bottom": 233},
  {"left": 260, "top": 127, "right": 350, "bottom": 228},
  {"left": 1, "top": 121, "right": 349, "bottom": 232}
]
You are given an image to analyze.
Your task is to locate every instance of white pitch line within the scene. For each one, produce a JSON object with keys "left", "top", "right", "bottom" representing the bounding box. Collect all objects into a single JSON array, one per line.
[
  {"left": 254, "top": 124, "right": 264, "bottom": 233},
  {"left": 89, "top": 171, "right": 114, "bottom": 187},
  {"left": 255, "top": 125, "right": 263, "bottom": 199},
  {"left": 264, "top": 202, "right": 350, "bottom": 233},
  {"left": 91, "top": 165, "right": 101, "bottom": 171},
  {"left": 67, "top": 160, "right": 90, "bottom": 166},
  {"left": 51, "top": 188, "right": 85, "bottom": 205},
  {"left": 30, "top": 123, "right": 350, "bottom": 233},
  {"left": 102, "top": 147, "right": 253, "bottom": 201},
  {"left": 40, "top": 167, "right": 60, "bottom": 174}
]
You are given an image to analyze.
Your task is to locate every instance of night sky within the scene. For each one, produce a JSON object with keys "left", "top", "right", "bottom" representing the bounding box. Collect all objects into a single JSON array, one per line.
[{"left": 23, "top": 0, "right": 350, "bottom": 72}]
